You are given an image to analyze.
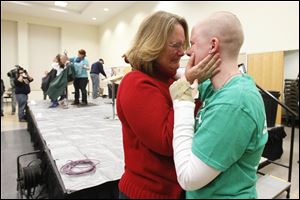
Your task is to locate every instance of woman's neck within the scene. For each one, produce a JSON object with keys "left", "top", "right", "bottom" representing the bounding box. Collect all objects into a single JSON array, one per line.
[{"left": 154, "top": 65, "right": 176, "bottom": 81}]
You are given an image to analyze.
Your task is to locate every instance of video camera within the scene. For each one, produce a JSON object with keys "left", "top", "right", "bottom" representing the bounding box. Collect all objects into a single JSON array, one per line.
[
  {"left": 7, "top": 65, "right": 21, "bottom": 79},
  {"left": 7, "top": 65, "right": 27, "bottom": 79}
]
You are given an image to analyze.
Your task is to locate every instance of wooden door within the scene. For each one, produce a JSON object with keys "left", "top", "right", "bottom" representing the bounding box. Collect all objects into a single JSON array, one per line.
[{"left": 247, "top": 51, "right": 284, "bottom": 125}]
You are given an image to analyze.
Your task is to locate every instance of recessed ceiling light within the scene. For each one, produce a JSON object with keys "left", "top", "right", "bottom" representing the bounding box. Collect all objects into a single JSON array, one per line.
[
  {"left": 55, "top": 1, "right": 68, "bottom": 8},
  {"left": 92, "top": 17, "right": 97, "bottom": 20},
  {"left": 104, "top": 8, "right": 109, "bottom": 12},
  {"left": 49, "top": 7, "right": 68, "bottom": 13},
  {"left": 9, "top": 1, "right": 32, "bottom": 6}
]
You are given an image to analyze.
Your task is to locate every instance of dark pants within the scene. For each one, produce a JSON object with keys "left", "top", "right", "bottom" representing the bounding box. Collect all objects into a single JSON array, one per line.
[
  {"left": 15, "top": 93, "right": 28, "bottom": 120},
  {"left": 90, "top": 73, "right": 100, "bottom": 99},
  {"left": 73, "top": 78, "right": 88, "bottom": 103}
]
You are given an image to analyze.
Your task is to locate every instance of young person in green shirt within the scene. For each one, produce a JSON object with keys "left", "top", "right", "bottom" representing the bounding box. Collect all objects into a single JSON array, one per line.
[{"left": 170, "top": 11, "right": 268, "bottom": 199}]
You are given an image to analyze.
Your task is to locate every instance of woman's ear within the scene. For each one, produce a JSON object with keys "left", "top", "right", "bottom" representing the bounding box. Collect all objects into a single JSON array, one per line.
[{"left": 208, "top": 37, "right": 219, "bottom": 54}]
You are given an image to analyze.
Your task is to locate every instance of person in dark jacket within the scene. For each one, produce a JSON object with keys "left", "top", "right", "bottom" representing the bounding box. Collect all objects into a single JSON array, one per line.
[
  {"left": 90, "top": 59, "right": 107, "bottom": 99},
  {"left": 14, "top": 67, "right": 33, "bottom": 122},
  {"left": 1, "top": 79, "right": 5, "bottom": 116}
]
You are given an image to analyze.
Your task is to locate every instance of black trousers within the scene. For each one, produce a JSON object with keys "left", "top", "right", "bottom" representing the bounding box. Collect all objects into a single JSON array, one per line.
[{"left": 73, "top": 78, "right": 88, "bottom": 103}]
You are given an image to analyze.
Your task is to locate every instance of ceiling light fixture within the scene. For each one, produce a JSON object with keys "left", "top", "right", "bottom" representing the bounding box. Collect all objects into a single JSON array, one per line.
[
  {"left": 54, "top": 1, "right": 68, "bottom": 8},
  {"left": 49, "top": 7, "right": 68, "bottom": 13},
  {"left": 9, "top": 1, "right": 32, "bottom": 6},
  {"left": 104, "top": 8, "right": 109, "bottom": 12},
  {"left": 92, "top": 17, "right": 97, "bottom": 20}
]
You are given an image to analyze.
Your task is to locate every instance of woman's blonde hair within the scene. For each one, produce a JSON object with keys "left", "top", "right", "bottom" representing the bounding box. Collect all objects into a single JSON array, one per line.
[{"left": 124, "top": 11, "right": 189, "bottom": 76}]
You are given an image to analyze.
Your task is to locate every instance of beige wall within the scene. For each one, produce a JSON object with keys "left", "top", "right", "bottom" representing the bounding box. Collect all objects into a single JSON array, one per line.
[
  {"left": 98, "top": 2, "right": 156, "bottom": 68},
  {"left": 1, "top": 12, "right": 99, "bottom": 92},
  {"left": 284, "top": 50, "right": 299, "bottom": 80},
  {"left": 28, "top": 24, "right": 61, "bottom": 90},
  {"left": 1, "top": 20, "right": 18, "bottom": 89},
  {"left": 98, "top": 1, "right": 299, "bottom": 67}
]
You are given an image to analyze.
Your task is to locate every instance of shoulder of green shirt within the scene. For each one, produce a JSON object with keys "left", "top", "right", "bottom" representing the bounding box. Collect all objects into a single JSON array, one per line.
[{"left": 209, "top": 76, "right": 258, "bottom": 104}]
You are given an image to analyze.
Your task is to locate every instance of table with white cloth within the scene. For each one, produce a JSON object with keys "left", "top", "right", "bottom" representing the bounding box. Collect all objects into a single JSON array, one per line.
[{"left": 26, "top": 99, "right": 124, "bottom": 198}]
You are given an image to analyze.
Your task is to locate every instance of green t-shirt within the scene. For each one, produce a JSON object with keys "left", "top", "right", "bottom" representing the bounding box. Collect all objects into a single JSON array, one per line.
[{"left": 187, "top": 74, "right": 268, "bottom": 199}]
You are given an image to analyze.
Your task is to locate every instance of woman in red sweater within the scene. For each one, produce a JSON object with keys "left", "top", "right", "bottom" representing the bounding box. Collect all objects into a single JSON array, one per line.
[{"left": 117, "top": 11, "right": 219, "bottom": 199}]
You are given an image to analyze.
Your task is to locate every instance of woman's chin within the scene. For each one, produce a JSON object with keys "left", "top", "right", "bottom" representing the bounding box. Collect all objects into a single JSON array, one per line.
[
  {"left": 172, "top": 63, "right": 180, "bottom": 71},
  {"left": 169, "top": 65, "right": 180, "bottom": 76}
]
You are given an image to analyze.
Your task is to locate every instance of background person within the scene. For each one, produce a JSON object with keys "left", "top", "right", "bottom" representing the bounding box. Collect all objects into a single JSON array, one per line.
[
  {"left": 69, "top": 49, "right": 89, "bottom": 105},
  {"left": 7, "top": 65, "right": 19, "bottom": 115},
  {"left": 49, "top": 54, "right": 64, "bottom": 108},
  {"left": 14, "top": 67, "right": 33, "bottom": 122},
  {"left": 90, "top": 58, "right": 107, "bottom": 99}
]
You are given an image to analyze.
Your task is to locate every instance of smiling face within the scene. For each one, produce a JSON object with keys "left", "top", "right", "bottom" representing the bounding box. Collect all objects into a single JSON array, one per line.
[{"left": 156, "top": 24, "right": 186, "bottom": 76}]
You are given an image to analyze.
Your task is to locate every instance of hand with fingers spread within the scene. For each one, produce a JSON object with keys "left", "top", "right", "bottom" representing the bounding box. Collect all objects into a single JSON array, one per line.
[{"left": 185, "top": 53, "right": 221, "bottom": 84}]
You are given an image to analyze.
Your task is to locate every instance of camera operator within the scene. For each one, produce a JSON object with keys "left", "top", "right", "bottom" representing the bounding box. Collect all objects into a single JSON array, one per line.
[
  {"left": 7, "top": 65, "right": 19, "bottom": 115},
  {"left": 14, "top": 67, "right": 33, "bottom": 122}
]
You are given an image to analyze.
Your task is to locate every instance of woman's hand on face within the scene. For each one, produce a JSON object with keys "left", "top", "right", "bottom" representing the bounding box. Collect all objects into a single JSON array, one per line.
[{"left": 185, "top": 53, "right": 221, "bottom": 84}]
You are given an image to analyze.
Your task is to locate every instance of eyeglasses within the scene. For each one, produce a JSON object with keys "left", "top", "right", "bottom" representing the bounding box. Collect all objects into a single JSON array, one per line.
[{"left": 168, "top": 42, "right": 185, "bottom": 51}]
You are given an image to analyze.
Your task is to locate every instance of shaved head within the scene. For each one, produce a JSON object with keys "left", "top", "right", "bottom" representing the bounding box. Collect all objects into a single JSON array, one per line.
[{"left": 194, "top": 11, "right": 244, "bottom": 59}]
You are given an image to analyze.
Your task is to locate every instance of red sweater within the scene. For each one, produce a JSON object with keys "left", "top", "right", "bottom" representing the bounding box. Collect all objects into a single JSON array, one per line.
[{"left": 116, "top": 70, "right": 183, "bottom": 199}]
